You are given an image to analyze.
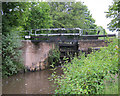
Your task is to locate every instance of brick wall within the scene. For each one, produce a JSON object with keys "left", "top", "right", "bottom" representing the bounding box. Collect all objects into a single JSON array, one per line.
[{"left": 78, "top": 40, "right": 107, "bottom": 51}]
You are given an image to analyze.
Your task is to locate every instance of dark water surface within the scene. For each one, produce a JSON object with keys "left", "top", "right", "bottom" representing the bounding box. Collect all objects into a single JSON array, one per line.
[{"left": 2, "top": 67, "right": 63, "bottom": 94}]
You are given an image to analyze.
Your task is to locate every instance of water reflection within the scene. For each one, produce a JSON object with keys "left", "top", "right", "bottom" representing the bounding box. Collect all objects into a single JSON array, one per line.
[{"left": 2, "top": 67, "right": 62, "bottom": 94}]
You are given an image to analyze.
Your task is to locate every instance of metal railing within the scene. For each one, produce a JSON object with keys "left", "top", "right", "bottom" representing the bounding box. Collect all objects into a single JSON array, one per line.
[
  {"left": 15, "top": 28, "right": 119, "bottom": 39},
  {"left": 23, "top": 28, "right": 100, "bottom": 39},
  {"left": 30, "top": 28, "right": 82, "bottom": 36}
]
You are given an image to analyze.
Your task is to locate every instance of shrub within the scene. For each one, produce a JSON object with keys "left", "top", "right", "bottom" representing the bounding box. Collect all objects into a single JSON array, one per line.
[
  {"left": 52, "top": 38, "right": 118, "bottom": 94},
  {"left": 2, "top": 27, "right": 24, "bottom": 77},
  {"left": 48, "top": 47, "right": 61, "bottom": 67}
]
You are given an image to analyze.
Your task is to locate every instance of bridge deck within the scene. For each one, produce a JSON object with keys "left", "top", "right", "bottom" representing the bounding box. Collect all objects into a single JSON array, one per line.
[{"left": 80, "top": 34, "right": 116, "bottom": 37}]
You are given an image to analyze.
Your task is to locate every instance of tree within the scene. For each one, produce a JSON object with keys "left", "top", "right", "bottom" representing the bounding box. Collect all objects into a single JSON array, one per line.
[
  {"left": 25, "top": 2, "right": 53, "bottom": 31},
  {"left": 49, "top": 2, "right": 97, "bottom": 33},
  {"left": 106, "top": 0, "right": 120, "bottom": 30},
  {"left": 2, "top": 2, "right": 31, "bottom": 34}
]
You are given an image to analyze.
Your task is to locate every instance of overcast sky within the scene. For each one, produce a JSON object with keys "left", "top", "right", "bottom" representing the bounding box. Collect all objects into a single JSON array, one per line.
[{"left": 76, "top": 0, "right": 114, "bottom": 34}]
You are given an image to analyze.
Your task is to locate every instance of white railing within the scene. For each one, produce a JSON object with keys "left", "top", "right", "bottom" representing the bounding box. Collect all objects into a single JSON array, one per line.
[
  {"left": 30, "top": 28, "right": 83, "bottom": 36},
  {"left": 22, "top": 28, "right": 118, "bottom": 39}
]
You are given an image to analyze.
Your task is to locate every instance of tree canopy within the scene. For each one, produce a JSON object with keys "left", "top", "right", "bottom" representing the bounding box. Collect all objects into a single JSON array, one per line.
[
  {"left": 49, "top": 2, "right": 97, "bottom": 30},
  {"left": 2, "top": 2, "right": 97, "bottom": 34},
  {"left": 106, "top": 0, "right": 120, "bottom": 30},
  {"left": 25, "top": 2, "right": 52, "bottom": 30},
  {"left": 2, "top": 2, "right": 31, "bottom": 33}
]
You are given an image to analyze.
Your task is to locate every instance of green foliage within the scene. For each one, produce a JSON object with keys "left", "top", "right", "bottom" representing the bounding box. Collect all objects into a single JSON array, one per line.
[
  {"left": 2, "top": 2, "right": 52, "bottom": 33},
  {"left": 2, "top": 2, "right": 31, "bottom": 33},
  {"left": 2, "top": 27, "right": 24, "bottom": 77},
  {"left": 25, "top": 2, "right": 53, "bottom": 31},
  {"left": 106, "top": 0, "right": 120, "bottom": 30},
  {"left": 97, "top": 26, "right": 107, "bottom": 40},
  {"left": 97, "top": 26, "right": 107, "bottom": 34},
  {"left": 49, "top": 2, "right": 97, "bottom": 32},
  {"left": 51, "top": 38, "right": 118, "bottom": 94},
  {"left": 48, "top": 47, "right": 61, "bottom": 67}
]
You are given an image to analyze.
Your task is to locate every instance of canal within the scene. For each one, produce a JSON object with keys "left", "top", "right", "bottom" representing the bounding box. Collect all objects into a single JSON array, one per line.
[{"left": 2, "top": 66, "right": 63, "bottom": 94}]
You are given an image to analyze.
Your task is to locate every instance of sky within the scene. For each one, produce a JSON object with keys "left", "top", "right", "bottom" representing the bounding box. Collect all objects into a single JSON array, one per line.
[{"left": 76, "top": 0, "right": 114, "bottom": 34}]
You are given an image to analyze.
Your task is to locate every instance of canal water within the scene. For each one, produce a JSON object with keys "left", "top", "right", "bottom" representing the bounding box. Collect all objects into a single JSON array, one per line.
[{"left": 2, "top": 66, "right": 63, "bottom": 94}]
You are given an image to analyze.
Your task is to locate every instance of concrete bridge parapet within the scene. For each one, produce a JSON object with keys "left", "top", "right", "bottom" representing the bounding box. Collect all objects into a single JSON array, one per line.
[{"left": 21, "top": 40, "right": 55, "bottom": 71}]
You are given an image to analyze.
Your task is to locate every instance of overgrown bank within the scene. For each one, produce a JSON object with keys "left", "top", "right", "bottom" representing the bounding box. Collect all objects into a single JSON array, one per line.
[
  {"left": 51, "top": 38, "right": 118, "bottom": 94},
  {"left": 2, "top": 27, "right": 25, "bottom": 77}
]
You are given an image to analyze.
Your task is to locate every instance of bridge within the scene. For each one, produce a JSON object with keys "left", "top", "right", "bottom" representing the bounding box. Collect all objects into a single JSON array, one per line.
[
  {"left": 20, "top": 28, "right": 116, "bottom": 71},
  {"left": 23, "top": 28, "right": 115, "bottom": 41}
]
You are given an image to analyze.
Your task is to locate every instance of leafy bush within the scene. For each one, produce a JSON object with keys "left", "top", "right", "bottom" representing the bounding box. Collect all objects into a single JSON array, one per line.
[
  {"left": 51, "top": 38, "right": 118, "bottom": 94},
  {"left": 48, "top": 47, "right": 61, "bottom": 67},
  {"left": 2, "top": 27, "right": 24, "bottom": 77}
]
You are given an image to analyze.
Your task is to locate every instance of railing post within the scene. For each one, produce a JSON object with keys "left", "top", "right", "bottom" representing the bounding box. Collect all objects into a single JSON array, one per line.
[{"left": 79, "top": 29, "right": 83, "bottom": 36}]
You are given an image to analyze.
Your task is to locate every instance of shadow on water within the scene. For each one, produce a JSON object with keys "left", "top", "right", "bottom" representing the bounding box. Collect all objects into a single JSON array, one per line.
[{"left": 2, "top": 66, "right": 63, "bottom": 94}]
